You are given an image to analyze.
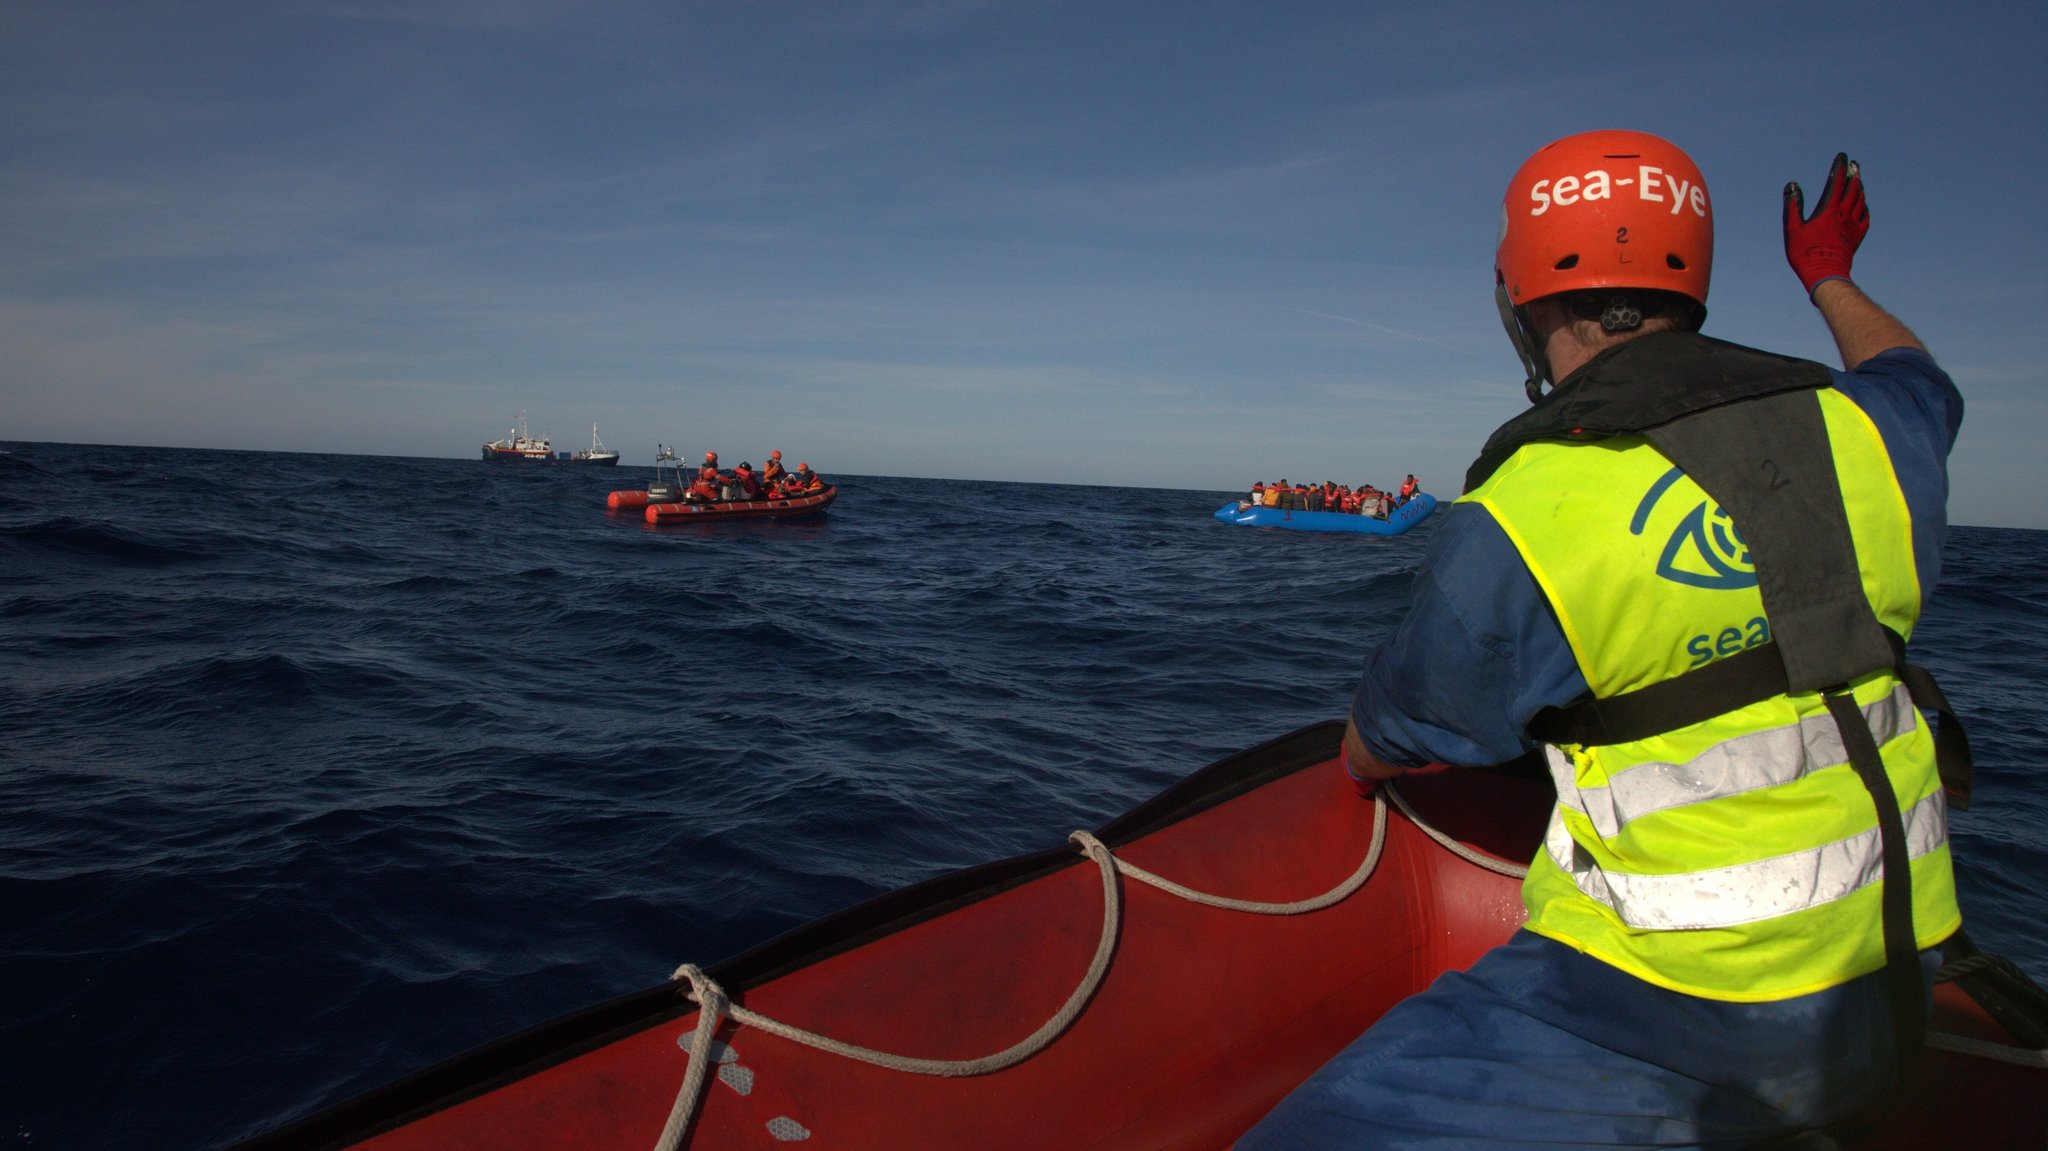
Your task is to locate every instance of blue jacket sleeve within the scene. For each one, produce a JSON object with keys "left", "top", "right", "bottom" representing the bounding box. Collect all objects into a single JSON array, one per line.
[
  {"left": 1829, "top": 346, "right": 1963, "bottom": 591},
  {"left": 1348, "top": 503, "right": 1588, "bottom": 769}
]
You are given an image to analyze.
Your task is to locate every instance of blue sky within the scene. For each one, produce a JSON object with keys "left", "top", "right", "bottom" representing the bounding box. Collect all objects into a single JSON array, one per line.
[{"left": 5, "top": 1, "right": 2044, "bottom": 527}]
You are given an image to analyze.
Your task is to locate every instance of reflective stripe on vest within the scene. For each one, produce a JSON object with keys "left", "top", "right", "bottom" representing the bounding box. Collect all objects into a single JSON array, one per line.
[
  {"left": 1554, "top": 684, "right": 1917, "bottom": 840},
  {"left": 1465, "top": 385, "right": 1959, "bottom": 1001},
  {"left": 1543, "top": 786, "right": 1947, "bottom": 932}
]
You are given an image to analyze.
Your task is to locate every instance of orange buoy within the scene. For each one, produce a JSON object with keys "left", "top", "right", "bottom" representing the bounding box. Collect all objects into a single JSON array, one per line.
[{"left": 607, "top": 490, "right": 649, "bottom": 511}]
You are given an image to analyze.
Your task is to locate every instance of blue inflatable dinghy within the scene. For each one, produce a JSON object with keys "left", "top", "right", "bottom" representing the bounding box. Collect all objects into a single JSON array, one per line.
[{"left": 1215, "top": 492, "right": 1435, "bottom": 535}]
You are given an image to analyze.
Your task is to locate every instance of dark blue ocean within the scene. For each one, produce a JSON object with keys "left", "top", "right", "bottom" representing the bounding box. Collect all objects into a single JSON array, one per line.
[{"left": 3, "top": 441, "right": 2044, "bottom": 1151}]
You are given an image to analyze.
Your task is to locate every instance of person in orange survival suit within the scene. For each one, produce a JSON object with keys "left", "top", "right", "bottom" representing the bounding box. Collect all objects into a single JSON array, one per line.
[
  {"left": 763, "top": 450, "right": 786, "bottom": 486},
  {"left": 689, "top": 451, "right": 725, "bottom": 502},
  {"left": 787, "top": 462, "right": 823, "bottom": 493},
  {"left": 1240, "top": 134, "right": 1967, "bottom": 1149}
]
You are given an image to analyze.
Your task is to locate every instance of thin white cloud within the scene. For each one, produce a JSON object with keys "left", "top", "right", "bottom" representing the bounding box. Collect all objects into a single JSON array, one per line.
[{"left": 1287, "top": 308, "right": 1460, "bottom": 351}]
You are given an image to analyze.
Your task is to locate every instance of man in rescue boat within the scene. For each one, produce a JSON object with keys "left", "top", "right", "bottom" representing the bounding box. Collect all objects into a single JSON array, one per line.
[
  {"left": 787, "top": 462, "right": 823, "bottom": 493},
  {"left": 689, "top": 451, "right": 725, "bottom": 502},
  {"left": 733, "top": 462, "right": 763, "bottom": 499},
  {"left": 1242, "top": 135, "right": 1966, "bottom": 1148},
  {"left": 763, "top": 450, "right": 787, "bottom": 486}
]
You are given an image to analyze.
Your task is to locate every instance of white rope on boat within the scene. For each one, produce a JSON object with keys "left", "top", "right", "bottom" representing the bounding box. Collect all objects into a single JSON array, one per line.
[
  {"left": 651, "top": 832, "right": 1126, "bottom": 1151},
  {"left": 1922, "top": 1029, "right": 2048, "bottom": 1069},
  {"left": 653, "top": 775, "right": 1504, "bottom": 1149},
  {"left": 1107, "top": 795, "right": 1387, "bottom": 915},
  {"left": 1381, "top": 781, "right": 1530, "bottom": 879}
]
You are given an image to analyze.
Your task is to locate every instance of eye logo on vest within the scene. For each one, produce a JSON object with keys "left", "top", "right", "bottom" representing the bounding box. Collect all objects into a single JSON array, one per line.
[{"left": 1630, "top": 467, "right": 1758, "bottom": 590}]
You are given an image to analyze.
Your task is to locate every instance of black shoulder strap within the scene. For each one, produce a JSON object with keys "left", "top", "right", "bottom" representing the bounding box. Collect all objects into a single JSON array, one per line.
[
  {"left": 1472, "top": 333, "right": 1882, "bottom": 689},
  {"left": 1638, "top": 387, "right": 1895, "bottom": 693}
]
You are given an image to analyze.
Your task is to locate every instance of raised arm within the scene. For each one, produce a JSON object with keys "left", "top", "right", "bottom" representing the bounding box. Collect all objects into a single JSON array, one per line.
[
  {"left": 1784, "top": 153, "right": 1927, "bottom": 369},
  {"left": 1811, "top": 278, "right": 1924, "bottom": 370}
]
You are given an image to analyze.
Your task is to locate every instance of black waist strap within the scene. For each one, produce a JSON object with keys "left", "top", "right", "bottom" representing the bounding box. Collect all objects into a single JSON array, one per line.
[
  {"left": 1526, "top": 630, "right": 1973, "bottom": 810},
  {"left": 1528, "top": 640, "right": 1788, "bottom": 747}
]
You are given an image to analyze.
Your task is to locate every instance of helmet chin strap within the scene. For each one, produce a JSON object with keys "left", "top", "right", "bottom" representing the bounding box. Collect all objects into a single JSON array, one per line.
[{"left": 1494, "top": 281, "right": 1551, "bottom": 404}]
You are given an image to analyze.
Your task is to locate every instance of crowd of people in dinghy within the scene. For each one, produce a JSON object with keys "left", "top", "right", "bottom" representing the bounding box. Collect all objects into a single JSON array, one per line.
[
  {"left": 1239, "top": 474, "right": 1422, "bottom": 518},
  {"left": 687, "top": 450, "right": 826, "bottom": 502}
]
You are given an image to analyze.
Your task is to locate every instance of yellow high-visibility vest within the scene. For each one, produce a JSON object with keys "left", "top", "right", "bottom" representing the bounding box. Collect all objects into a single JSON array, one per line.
[{"left": 1464, "top": 384, "right": 1959, "bottom": 1001}]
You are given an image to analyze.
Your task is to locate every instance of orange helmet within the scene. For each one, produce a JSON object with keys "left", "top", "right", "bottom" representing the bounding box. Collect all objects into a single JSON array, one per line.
[
  {"left": 1495, "top": 130, "right": 1712, "bottom": 400},
  {"left": 704, "top": 451, "right": 718, "bottom": 463},
  {"left": 1496, "top": 129, "right": 1712, "bottom": 307},
  {"left": 770, "top": 450, "right": 782, "bottom": 459}
]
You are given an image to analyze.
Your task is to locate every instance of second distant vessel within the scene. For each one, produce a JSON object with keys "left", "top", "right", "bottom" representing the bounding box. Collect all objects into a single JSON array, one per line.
[{"left": 570, "top": 425, "right": 619, "bottom": 466}]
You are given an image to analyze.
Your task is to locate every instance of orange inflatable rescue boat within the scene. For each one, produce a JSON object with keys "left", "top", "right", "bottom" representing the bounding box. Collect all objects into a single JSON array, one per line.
[
  {"left": 229, "top": 723, "right": 2048, "bottom": 1150},
  {"left": 643, "top": 485, "right": 836, "bottom": 525},
  {"left": 605, "top": 447, "right": 837, "bottom": 522}
]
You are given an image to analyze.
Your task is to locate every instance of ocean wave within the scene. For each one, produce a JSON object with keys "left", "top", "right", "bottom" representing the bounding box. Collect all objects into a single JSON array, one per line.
[{"left": 3, "top": 514, "right": 213, "bottom": 566}]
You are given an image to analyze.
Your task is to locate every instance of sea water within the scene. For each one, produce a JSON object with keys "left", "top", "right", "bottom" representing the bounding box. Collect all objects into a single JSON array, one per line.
[{"left": 2, "top": 442, "right": 2043, "bottom": 1150}]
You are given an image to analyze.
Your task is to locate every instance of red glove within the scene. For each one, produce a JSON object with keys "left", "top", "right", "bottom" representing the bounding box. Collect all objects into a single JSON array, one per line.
[{"left": 1784, "top": 153, "right": 1869, "bottom": 299}]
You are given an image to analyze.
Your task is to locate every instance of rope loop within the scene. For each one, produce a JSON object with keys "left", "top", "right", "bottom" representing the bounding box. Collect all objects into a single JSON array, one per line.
[
  {"left": 648, "top": 779, "right": 1512, "bottom": 1149},
  {"left": 654, "top": 965, "right": 731, "bottom": 1151},
  {"left": 1087, "top": 800, "right": 1392, "bottom": 914},
  {"left": 1382, "top": 782, "right": 1529, "bottom": 879}
]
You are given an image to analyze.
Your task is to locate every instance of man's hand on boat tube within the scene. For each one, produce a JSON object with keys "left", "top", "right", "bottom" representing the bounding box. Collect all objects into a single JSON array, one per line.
[
  {"left": 1341, "top": 718, "right": 1408, "bottom": 795},
  {"left": 1783, "top": 152, "right": 1868, "bottom": 299}
]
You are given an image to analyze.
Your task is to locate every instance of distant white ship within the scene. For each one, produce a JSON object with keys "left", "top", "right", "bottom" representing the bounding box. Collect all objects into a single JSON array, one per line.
[{"left": 570, "top": 424, "right": 621, "bottom": 465}]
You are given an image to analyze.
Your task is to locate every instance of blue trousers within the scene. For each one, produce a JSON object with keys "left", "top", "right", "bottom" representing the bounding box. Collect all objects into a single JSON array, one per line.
[{"left": 1237, "top": 931, "right": 1938, "bottom": 1150}]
